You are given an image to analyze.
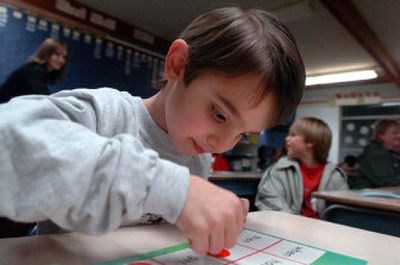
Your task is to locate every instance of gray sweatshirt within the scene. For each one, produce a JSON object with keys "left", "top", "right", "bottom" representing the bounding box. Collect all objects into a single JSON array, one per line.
[
  {"left": 0, "top": 88, "right": 211, "bottom": 235},
  {"left": 255, "top": 156, "right": 348, "bottom": 215}
]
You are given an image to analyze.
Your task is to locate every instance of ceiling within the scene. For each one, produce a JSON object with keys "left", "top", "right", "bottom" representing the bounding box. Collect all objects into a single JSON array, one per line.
[{"left": 75, "top": 0, "right": 400, "bottom": 87}]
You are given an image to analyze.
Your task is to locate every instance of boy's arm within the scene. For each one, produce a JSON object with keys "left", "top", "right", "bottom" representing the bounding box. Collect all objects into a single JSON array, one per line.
[
  {"left": 0, "top": 90, "right": 248, "bottom": 256},
  {"left": 329, "top": 168, "right": 349, "bottom": 191},
  {"left": 316, "top": 168, "right": 349, "bottom": 215},
  {"left": 0, "top": 92, "right": 190, "bottom": 234},
  {"left": 254, "top": 168, "right": 294, "bottom": 213}
]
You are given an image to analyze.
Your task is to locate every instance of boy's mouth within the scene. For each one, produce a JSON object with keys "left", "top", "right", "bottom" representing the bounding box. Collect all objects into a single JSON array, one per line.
[{"left": 192, "top": 139, "right": 206, "bottom": 153}]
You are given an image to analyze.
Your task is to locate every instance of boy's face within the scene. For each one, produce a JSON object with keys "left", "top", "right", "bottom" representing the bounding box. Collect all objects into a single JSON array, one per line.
[
  {"left": 285, "top": 131, "right": 311, "bottom": 160},
  {"left": 164, "top": 73, "right": 276, "bottom": 155}
]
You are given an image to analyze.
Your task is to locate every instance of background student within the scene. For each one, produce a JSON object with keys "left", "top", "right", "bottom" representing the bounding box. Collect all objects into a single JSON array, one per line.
[
  {"left": 349, "top": 119, "right": 400, "bottom": 189},
  {"left": 255, "top": 117, "right": 348, "bottom": 218},
  {"left": 0, "top": 7, "right": 305, "bottom": 255},
  {"left": 0, "top": 37, "right": 68, "bottom": 103}
]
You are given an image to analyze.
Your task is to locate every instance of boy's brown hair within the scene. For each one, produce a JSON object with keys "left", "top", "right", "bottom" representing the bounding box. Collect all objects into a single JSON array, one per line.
[
  {"left": 290, "top": 117, "right": 332, "bottom": 164},
  {"left": 373, "top": 119, "right": 399, "bottom": 142},
  {"left": 29, "top": 37, "right": 68, "bottom": 84},
  {"left": 162, "top": 6, "right": 305, "bottom": 125}
]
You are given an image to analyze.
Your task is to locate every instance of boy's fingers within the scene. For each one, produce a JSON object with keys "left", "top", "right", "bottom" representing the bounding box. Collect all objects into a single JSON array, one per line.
[
  {"left": 241, "top": 199, "right": 249, "bottom": 215},
  {"left": 209, "top": 226, "right": 224, "bottom": 255},
  {"left": 177, "top": 177, "right": 249, "bottom": 256},
  {"left": 221, "top": 207, "right": 239, "bottom": 250},
  {"left": 240, "top": 198, "right": 249, "bottom": 224},
  {"left": 189, "top": 231, "right": 209, "bottom": 256},
  {"left": 224, "top": 227, "right": 237, "bottom": 249}
]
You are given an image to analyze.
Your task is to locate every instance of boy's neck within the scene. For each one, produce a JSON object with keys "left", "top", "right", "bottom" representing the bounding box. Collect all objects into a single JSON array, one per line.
[
  {"left": 143, "top": 90, "right": 168, "bottom": 132},
  {"left": 297, "top": 154, "right": 319, "bottom": 167}
]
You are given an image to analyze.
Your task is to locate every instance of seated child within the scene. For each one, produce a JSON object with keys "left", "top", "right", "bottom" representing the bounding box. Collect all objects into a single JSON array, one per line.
[
  {"left": 349, "top": 119, "right": 400, "bottom": 189},
  {"left": 0, "top": 7, "right": 305, "bottom": 255},
  {"left": 255, "top": 117, "right": 348, "bottom": 218}
]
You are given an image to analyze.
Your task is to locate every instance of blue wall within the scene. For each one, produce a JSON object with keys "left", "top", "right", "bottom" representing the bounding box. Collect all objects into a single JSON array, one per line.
[{"left": 0, "top": 5, "right": 165, "bottom": 98}]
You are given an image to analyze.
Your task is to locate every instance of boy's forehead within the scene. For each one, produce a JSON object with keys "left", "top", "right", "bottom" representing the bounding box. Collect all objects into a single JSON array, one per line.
[{"left": 289, "top": 126, "right": 302, "bottom": 135}]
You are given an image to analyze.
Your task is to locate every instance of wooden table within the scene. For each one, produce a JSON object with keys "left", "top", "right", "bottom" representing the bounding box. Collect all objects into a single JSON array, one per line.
[
  {"left": 312, "top": 186, "right": 400, "bottom": 213},
  {"left": 1, "top": 210, "right": 399, "bottom": 264}
]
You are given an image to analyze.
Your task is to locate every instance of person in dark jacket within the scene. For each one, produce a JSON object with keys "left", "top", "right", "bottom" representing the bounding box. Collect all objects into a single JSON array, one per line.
[
  {"left": 349, "top": 119, "right": 400, "bottom": 189},
  {"left": 0, "top": 37, "right": 68, "bottom": 103}
]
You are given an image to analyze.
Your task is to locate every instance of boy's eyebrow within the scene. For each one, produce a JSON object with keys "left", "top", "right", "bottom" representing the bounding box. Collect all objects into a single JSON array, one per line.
[
  {"left": 216, "top": 93, "right": 242, "bottom": 123},
  {"left": 216, "top": 93, "right": 265, "bottom": 134}
]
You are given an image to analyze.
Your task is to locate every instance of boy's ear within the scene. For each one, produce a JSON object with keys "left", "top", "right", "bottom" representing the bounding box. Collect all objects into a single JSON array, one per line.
[
  {"left": 306, "top": 142, "right": 314, "bottom": 150},
  {"left": 164, "top": 39, "right": 189, "bottom": 81}
]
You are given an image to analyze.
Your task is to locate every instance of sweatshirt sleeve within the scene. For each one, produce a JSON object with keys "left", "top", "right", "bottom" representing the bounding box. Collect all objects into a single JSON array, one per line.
[
  {"left": 315, "top": 167, "right": 349, "bottom": 215},
  {"left": 330, "top": 169, "right": 349, "bottom": 191},
  {"left": 254, "top": 167, "right": 295, "bottom": 214},
  {"left": 0, "top": 89, "right": 190, "bottom": 235}
]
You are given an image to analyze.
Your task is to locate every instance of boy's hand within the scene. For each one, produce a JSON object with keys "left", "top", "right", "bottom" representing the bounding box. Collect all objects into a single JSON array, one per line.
[{"left": 176, "top": 175, "right": 249, "bottom": 256}]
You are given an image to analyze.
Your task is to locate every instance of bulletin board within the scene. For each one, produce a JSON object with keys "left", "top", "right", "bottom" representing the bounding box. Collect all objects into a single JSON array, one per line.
[{"left": 0, "top": 4, "right": 165, "bottom": 98}]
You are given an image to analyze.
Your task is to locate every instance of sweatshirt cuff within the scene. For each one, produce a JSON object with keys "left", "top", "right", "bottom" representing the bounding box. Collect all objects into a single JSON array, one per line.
[{"left": 143, "top": 159, "right": 190, "bottom": 224}]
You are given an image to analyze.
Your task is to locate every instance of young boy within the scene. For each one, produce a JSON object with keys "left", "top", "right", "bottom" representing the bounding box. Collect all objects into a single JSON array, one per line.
[
  {"left": 0, "top": 7, "right": 305, "bottom": 255},
  {"left": 255, "top": 117, "right": 347, "bottom": 218}
]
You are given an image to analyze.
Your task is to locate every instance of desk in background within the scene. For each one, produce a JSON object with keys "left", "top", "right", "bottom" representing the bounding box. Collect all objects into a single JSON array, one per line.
[
  {"left": 1, "top": 211, "right": 399, "bottom": 264},
  {"left": 209, "top": 171, "right": 262, "bottom": 211},
  {"left": 313, "top": 187, "right": 400, "bottom": 236}
]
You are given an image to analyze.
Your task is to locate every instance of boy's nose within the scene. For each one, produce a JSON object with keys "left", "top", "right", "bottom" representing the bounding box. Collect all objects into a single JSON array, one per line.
[{"left": 207, "top": 133, "right": 238, "bottom": 153}]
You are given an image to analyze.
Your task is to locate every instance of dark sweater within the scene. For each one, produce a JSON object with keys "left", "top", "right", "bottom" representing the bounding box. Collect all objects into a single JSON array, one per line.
[
  {"left": 0, "top": 62, "right": 53, "bottom": 103},
  {"left": 349, "top": 140, "right": 400, "bottom": 189}
]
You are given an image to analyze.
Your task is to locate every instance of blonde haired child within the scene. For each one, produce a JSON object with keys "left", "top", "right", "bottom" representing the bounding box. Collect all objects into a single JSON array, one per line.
[{"left": 255, "top": 117, "right": 347, "bottom": 217}]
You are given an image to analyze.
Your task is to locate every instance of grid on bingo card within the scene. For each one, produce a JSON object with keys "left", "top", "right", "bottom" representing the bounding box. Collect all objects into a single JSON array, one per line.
[
  {"left": 128, "top": 229, "right": 325, "bottom": 265},
  {"left": 107, "top": 228, "right": 366, "bottom": 265},
  {"left": 221, "top": 229, "right": 325, "bottom": 265}
]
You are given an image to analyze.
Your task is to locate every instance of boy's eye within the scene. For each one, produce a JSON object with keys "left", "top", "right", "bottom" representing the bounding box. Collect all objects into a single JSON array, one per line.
[{"left": 212, "top": 106, "right": 226, "bottom": 122}]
